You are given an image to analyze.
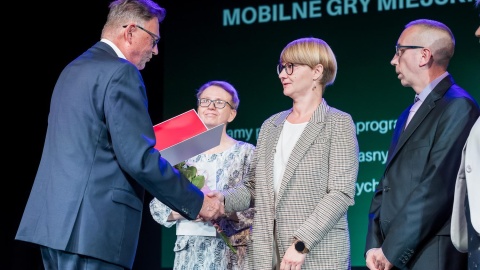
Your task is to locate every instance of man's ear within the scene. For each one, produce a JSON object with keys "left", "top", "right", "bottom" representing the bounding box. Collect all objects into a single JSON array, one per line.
[{"left": 419, "top": 47, "right": 433, "bottom": 67}]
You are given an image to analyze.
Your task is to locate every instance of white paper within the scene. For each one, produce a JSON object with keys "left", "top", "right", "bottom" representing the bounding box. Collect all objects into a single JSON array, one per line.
[{"left": 176, "top": 219, "right": 216, "bottom": 236}]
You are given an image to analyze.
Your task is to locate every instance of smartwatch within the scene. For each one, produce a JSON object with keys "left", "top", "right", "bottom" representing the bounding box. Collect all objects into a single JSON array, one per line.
[{"left": 293, "top": 239, "right": 309, "bottom": 254}]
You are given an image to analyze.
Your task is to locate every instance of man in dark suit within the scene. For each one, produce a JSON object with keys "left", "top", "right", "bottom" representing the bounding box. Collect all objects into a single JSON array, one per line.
[
  {"left": 15, "top": 0, "right": 224, "bottom": 269},
  {"left": 364, "top": 19, "right": 479, "bottom": 270}
]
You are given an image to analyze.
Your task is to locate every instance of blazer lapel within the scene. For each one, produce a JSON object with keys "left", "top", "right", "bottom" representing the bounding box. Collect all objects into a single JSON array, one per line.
[
  {"left": 267, "top": 110, "right": 290, "bottom": 208},
  {"left": 385, "top": 108, "right": 410, "bottom": 165},
  {"left": 277, "top": 100, "right": 328, "bottom": 204}
]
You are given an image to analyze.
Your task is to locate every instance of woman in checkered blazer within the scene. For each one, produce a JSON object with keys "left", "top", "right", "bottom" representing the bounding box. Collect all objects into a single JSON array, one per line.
[{"left": 221, "top": 37, "right": 359, "bottom": 270}]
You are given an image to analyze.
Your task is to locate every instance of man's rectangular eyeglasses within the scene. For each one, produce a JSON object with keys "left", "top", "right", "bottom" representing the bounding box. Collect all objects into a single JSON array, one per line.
[
  {"left": 123, "top": 24, "right": 160, "bottom": 48},
  {"left": 277, "top": 62, "right": 296, "bottom": 75},
  {"left": 395, "top": 45, "right": 424, "bottom": 56},
  {"left": 197, "top": 98, "right": 234, "bottom": 109}
]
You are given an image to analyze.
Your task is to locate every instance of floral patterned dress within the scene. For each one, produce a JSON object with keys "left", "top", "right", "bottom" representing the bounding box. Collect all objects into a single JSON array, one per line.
[{"left": 150, "top": 141, "right": 255, "bottom": 270}]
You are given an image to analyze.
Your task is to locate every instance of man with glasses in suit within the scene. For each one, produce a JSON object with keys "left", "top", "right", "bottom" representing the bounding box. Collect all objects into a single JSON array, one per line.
[
  {"left": 365, "top": 18, "right": 479, "bottom": 270},
  {"left": 15, "top": 1, "right": 224, "bottom": 269}
]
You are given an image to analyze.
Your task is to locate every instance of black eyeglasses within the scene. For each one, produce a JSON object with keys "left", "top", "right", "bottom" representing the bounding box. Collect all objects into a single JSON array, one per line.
[
  {"left": 197, "top": 98, "right": 234, "bottom": 109},
  {"left": 123, "top": 24, "right": 160, "bottom": 48},
  {"left": 277, "top": 62, "right": 297, "bottom": 75},
  {"left": 395, "top": 45, "right": 424, "bottom": 56}
]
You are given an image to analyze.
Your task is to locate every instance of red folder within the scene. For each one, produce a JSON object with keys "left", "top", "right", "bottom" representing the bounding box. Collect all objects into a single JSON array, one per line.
[
  {"left": 153, "top": 109, "right": 223, "bottom": 165},
  {"left": 153, "top": 109, "right": 207, "bottom": 151}
]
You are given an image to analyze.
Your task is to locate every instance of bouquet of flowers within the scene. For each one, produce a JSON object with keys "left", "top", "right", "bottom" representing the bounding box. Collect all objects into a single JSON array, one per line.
[{"left": 174, "top": 161, "right": 237, "bottom": 254}]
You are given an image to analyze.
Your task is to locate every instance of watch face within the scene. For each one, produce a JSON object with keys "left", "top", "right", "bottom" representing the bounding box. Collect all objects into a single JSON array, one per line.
[{"left": 295, "top": 241, "right": 305, "bottom": 252}]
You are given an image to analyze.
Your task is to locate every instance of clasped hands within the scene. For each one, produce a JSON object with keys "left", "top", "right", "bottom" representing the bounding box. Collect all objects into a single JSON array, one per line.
[
  {"left": 197, "top": 186, "right": 226, "bottom": 221},
  {"left": 365, "top": 248, "right": 394, "bottom": 270}
]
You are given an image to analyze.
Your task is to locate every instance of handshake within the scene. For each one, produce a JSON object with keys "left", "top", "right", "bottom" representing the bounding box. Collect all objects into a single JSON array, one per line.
[{"left": 198, "top": 189, "right": 225, "bottom": 221}]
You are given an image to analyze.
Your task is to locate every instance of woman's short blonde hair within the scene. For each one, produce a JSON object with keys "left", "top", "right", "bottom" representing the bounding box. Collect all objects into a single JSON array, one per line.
[{"left": 279, "top": 37, "right": 337, "bottom": 89}]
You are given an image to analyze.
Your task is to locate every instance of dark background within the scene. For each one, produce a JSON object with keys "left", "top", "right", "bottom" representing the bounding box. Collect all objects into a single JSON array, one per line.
[{"left": 7, "top": 0, "right": 479, "bottom": 269}]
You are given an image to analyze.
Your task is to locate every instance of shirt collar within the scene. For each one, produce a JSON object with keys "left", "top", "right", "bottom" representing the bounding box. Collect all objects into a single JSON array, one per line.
[
  {"left": 100, "top": 38, "right": 126, "bottom": 59},
  {"left": 416, "top": 71, "right": 449, "bottom": 102}
]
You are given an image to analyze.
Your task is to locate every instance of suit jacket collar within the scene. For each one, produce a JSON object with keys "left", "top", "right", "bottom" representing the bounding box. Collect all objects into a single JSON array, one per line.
[
  {"left": 273, "top": 99, "right": 328, "bottom": 127},
  {"left": 93, "top": 41, "right": 118, "bottom": 57},
  {"left": 386, "top": 75, "right": 455, "bottom": 167},
  {"left": 269, "top": 99, "right": 329, "bottom": 206}
]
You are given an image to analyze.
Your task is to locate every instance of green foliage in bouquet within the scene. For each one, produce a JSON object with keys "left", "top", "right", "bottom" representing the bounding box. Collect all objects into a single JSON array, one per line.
[
  {"left": 173, "top": 161, "right": 237, "bottom": 254},
  {"left": 174, "top": 161, "right": 205, "bottom": 189}
]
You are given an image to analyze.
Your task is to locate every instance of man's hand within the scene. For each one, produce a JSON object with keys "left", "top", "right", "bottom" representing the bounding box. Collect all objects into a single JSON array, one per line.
[
  {"left": 206, "top": 190, "right": 224, "bottom": 203},
  {"left": 198, "top": 192, "right": 224, "bottom": 221},
  {"left": 167, "top": 210, "right": 186, "bottom": 222},
  {"left": 365, "top": 248, "right": 393, "bottom": 270},
  {"left": 366, "top": 248, "right": 381, "bottom": 270}
]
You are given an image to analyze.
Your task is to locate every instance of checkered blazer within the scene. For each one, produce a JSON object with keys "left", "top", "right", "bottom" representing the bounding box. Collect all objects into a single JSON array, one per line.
[{"left": 224, "top": 99, "right": 359, "bottom": 269}]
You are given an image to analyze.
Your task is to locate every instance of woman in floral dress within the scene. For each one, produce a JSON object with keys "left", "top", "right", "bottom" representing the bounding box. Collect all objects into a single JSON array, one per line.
[{"left": 150, "top": 80, "right": 255, "bottom": 270}]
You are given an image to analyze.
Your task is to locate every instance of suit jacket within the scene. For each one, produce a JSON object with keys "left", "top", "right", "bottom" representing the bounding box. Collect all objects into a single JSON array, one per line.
[
  {"left": 365, "top": 75, "right": 479, "bottom": 269},
  {"left": 15, "top": 41, "right": 204, "bottom": 269},
  {"left": 225, "top": 99, "right": 359, "bottom": 269},
  {"left": 451, "top": 117, "right": 480, "bottom": 252}
]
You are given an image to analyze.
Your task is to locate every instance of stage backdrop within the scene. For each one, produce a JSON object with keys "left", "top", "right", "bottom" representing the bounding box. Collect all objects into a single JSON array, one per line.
[{"left": 157, "top": 0, "right": 480, "bottom": 268}]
